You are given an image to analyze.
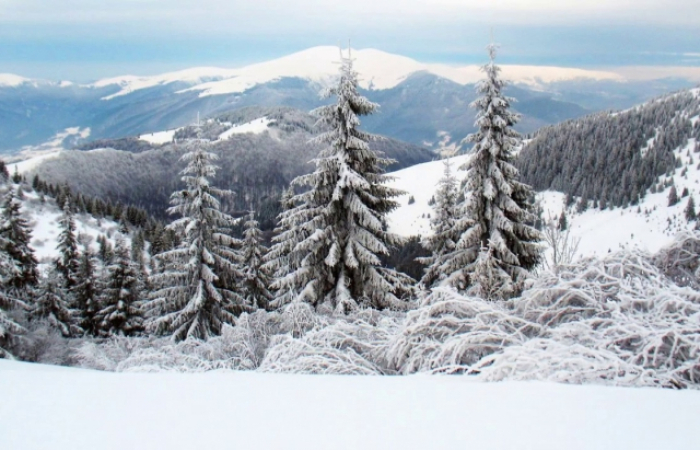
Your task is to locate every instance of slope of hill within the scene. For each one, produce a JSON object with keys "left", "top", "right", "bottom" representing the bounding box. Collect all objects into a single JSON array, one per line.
[
  {"left": 386, "top": 89, "right": 700, "bottom": 260},
  {"left": 13, "top": 107, "right": 434, "bottom": 225}
]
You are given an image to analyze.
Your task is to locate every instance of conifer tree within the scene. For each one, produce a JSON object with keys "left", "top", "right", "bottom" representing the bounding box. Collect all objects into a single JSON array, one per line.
[
  {"left": 73, "top": 244, "right": 101, "bottom": 336},
  {"left": 0, "top": 189, "right": 38, "bottom": 292},
  {"left": 270, "top": 47, "right": 414, "bottom": 312},
  {"left": 98, "top": 237, "right": 144, "bottom": 336},
  {"left": 33, "top": 274, "right": 76, "bottom": 337},
  {"left": 264, "top": 187, "right": 304, "bottom": 308},
  {"left": 685, "top": 196, "right": 697, "bottom": 221},
  {"left": 146, "top": 135, "right": 245, "bottom": 341},
  {"left": 668, "top": 185, "right": 679, "bottom": 207},
  {"left": 417, "top": 158, "right": 460, "bottom": 288},
  {"left": 241, "top": 210, "right": 273, "bottom": 310},
  {"left": 55, "top": 201, "right": 80, "bottom": 290},
  {"left": 440, "top": 43, "right": 543, "bottom": 299},
  {"left": 0, "top": 245, "right": 27, "bottom": 357}
]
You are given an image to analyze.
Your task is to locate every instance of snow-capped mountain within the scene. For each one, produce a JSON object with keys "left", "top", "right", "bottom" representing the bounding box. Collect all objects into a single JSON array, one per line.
[
  {"left": 91, "top": 46, "right": 623, "bottom": 99},
  {"left": 1, "top": 46, "right": 695, "bottom": 154}
]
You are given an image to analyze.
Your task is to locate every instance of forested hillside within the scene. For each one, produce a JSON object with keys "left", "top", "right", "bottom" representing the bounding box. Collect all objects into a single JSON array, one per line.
[
  {"left": 25, "top": 107, "right": 433, "bottom": 226},
  {"left": 518, "top": 89, "right": 700, "bottom": 208}
]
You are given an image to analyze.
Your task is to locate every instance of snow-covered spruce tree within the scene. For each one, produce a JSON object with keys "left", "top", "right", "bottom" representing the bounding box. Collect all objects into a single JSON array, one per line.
[
  {"left": 417, "top": 158, "right": 460, "bottom": 289},
  {"left": 55, "top": 201, "right": 80, "bottom": 291},
  {"left": 0, "top": 237, "right": 27, "bottom": 357},
  {"left": 0, "top": 189, "right": 38, "bottom": 293},
  {"left": 73, "top": 244, "right": 101, "bottom": 336},
  {"left": 146, "top": 136, "right": 246, "bottom": 341},
  {"left": 272, "top": 48, "right": 414, "bottom": 312},
  {"left": 241, "top": 210, "right": 273, "bottom": 310},
  {"left": 33, "top": 273, "right": 76, "bottom": 337},
  {"left": 265, "top": 187, "right": 306, "bottom": 308},
  {"left": 441, "top": 43, "right": 543, "bottom": 299},
  {"left": 98, "top": 236, "right": 144, "bottom": 336}
]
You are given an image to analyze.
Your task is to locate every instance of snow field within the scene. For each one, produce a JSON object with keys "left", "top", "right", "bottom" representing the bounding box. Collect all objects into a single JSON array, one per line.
[{"left": 1, "top": 358, "right": 698, "bottom": 450}]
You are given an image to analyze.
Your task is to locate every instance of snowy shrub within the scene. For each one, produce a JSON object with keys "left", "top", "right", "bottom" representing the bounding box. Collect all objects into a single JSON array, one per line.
[{"left": 260, "top": 309, "right": 403, "bottom": 375}]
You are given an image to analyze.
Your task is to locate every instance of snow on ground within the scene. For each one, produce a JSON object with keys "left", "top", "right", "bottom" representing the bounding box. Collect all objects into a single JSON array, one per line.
[
  {"left": 139, "top": 128, "right": 180, "bottom": 145},
  {"left": 218, "top": 117, "right": 271, "bottom": 140},
  {"left": 0, "top": 184, "right": 122, "bottom": 262},
  {"left": 0, "top": 359, "right": 698, "bottom": 450},
  {"left": 388, "top": 137, "right": 700, "bottom": 258},
  {"left": 0, "top": 73, "right": 31, "bottom": 87},
  {"left": 6, "top": 127, "right": 91, "bottom": 172}
]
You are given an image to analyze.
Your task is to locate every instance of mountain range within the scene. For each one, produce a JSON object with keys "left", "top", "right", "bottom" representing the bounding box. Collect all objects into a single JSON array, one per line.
[{"left": 1, "top": 47, "right": 697, "bottom": 154}]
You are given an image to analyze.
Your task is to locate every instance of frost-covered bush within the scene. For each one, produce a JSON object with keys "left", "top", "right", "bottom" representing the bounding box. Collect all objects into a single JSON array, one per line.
[
  {"left": 260, "top": 309, "right": 403, "bottom": 375},
  {"left": 388, "top": 244, "right": 700, "bottom": 388}
]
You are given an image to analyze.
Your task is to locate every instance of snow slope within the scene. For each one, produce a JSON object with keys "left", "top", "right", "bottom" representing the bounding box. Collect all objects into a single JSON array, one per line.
[
  {"left": 387, "top": 137, "right": 699, "bottom": 258},
  {"left": 139, "top": 128, "right": 180, "bottom": 145},
  {"left": 91, "top": 46, "right": 624, "bottom": 99},
  {"left": 1, "top": 359, "right": 698, "bottom": 450},
  {"left": 6, "top": 127, "right": 91, "bottom": 172},
  {"left": 218, "top": 117, "right": 271, "bottom": 140},
  {"left": 0, "top": 73, "right": 31, "bottom": 87}
]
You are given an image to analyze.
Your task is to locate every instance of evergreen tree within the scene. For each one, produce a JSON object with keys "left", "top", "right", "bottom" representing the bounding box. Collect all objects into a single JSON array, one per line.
[
  {"left": 417, "top": 158, "right": 460, "bottom": 288},
  {"left": 558, "top": 211, "right": 568, "bottom": 231},
  {"left": 668, "top": 186, "right": 679, "bottom": 207},
  {"left": 241, "top": 211, "right": 273, "bottom": 310},
  {"left": 264, "top": 187, "right": 304, "bottom": 308},
  {"left": 270, "top": 47, "right": 414, "bottom": 312},
  {"left": 73, "top": 244, "right": 101, "bottom": 336},
  {"left": 685, "top": 196, "right": 697, "bottom": 221},
  {"left": 0, "top": 237, "right": 27, "bottom": 356},
  {"left": 440, "top": 43, "right": 543, "bottom": 299},
  {"left": 146, "top": 135, "right": 245, "bottom": 341},
  {"left": 33, "top": 274, "right": 75, "bottom": 337},
  {"left": 98, "top": 237, "right": 144, "bottom": 336},
  {"left": 0, "top": 189, "right": 38, "bottom": 291},
  {"left": 55, "top": 201, "right": 80, "bottom": 290}
]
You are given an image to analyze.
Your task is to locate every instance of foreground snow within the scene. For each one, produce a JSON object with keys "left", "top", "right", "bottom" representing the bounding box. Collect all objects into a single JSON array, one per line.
[{"left": 1, "top": 359, "right": 698, "bottom": 450}]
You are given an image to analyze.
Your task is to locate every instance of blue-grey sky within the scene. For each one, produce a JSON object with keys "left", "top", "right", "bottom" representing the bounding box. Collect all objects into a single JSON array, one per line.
[{"left": 1, "top": 0, "right": 698, "bottom": 81}]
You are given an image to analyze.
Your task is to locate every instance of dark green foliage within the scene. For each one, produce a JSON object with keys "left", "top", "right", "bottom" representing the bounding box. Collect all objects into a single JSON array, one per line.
[
  {"left": 685, "top": 196, "right": 697, "bottom": 222},
  {"left": 0, "top": 190, "right": 39, "bottom": 291},
  {"left": 668, "top": 186, "right": 679, "bottom": 207}
]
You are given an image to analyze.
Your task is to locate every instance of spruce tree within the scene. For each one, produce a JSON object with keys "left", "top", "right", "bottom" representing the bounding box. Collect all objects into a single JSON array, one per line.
[
  {"left": 33, "top": 274, "right": 76, "bottom": 337},
  {"left": 0, "top": 189, "right": 38, "bottom": 292},
  {"left": 440, "top": 43, "right": 543, "bottom": 299},
  {"left": 0, "top": 243, "right": 27, "bottom": 357},
  {"left": 417, "top": 158, "right": 460, "bottom": 289},
  {"left": 241, "top": 210, "right": 273, "bottom": 310},
  {"left": 73, "top": 244, "right": 101, "bottom": 336},
  {"left": 55, "top": 201, "right": 80, "bottom": 290},
  {"left": 668, "top": 186, "right": 679, "bottom": 207},
  {"left": 264, "top": 187, "right": 305, "bottom": 308},
  {"left": 685, "top": 196, "right": 697, "bottom": 221},
  {"left": 98, "top": 237, "right": 144, "bottom": 336},
  {"left": 146, "top": 135, "right": 246, "bottom": 341},
  {"left": 270, "top": 47, "right": 414, "bottom": 312}
]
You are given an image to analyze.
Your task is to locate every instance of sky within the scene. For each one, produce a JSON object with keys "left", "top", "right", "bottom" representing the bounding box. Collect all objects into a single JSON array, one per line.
[{"left": 0, "top": 0, "right": 698, "bottom": 81}]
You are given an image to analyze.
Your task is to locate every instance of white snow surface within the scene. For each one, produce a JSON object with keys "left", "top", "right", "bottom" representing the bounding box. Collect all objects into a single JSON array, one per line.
[
  {"left": 91, "top": 47, "right": 624, "bottom": 99},
  {"left": 139, "top": 128, "right": 179, "bottom": 145},
  {"left": 6, "top": 127, "right": 91, "bottom": 173},
  {"left": 0, "top": 73, "right": 31, "bottom": 87},
  {"left": 387, "top": 136, "right": 700, "bottom": 258},
  {"left": 0, "top": 359, "right": 698, "bottom": 450},
  {"left": 218, "top": 117, "right": 271, "bottom": 140}
]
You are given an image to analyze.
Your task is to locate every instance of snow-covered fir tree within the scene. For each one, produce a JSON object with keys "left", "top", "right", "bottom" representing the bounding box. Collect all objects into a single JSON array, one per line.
[
  {"left": 441, "top": 43, "right": 543, "bottom": 299},
  {"left": 55, "top": 201, "right": 80, "bottom": 291},
  {"left": 270, "top": 47, "right": 414, "bottom": 312},
  {"left": 73, "top": 243, "right": 101, "bottom": 336},
  {"left": 33, "top": 273, "right": 76, "bottom": 337},
  {"left": 417, "top": 158, "right": 460, "bottom": 289},
  {"left": 98, "top": 236, "right": 144, "bottom": 336},
  {"left": 0, "top": 189, "right": 38, "bottom": 293},
  {"left": 241, "top": 210, "right": 272, "bottom": 310},
  {"left": 0, "top": 235, "right": 27, "bottom": 357},
  {"left": 146, "top": 135, "right": 246, "bottom": 341}
]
